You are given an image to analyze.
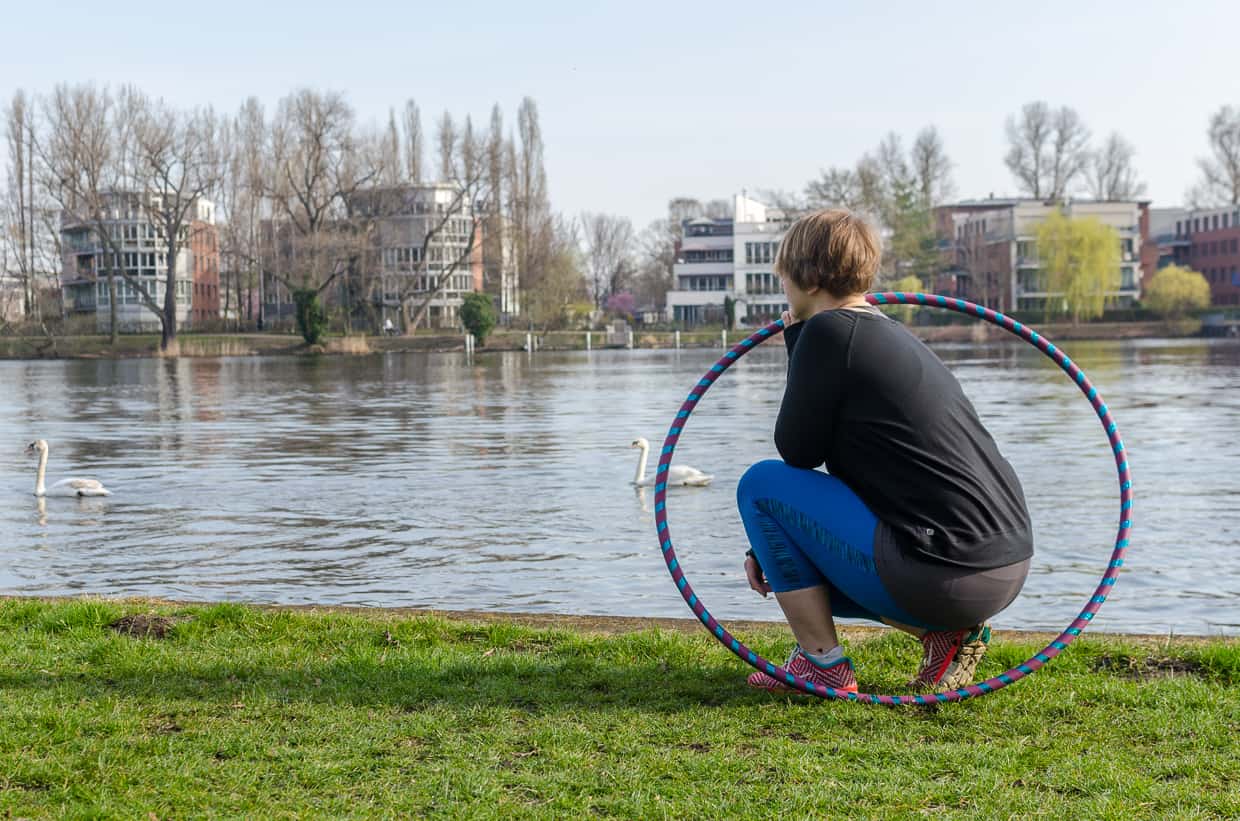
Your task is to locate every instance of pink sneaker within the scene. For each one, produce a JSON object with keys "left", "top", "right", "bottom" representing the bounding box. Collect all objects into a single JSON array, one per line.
[
  {"left": 909, "top": 624, "right": 991, "bottom": 692},
  {"left": 747, "top": 646, "right": 858, "bottom": 694}
]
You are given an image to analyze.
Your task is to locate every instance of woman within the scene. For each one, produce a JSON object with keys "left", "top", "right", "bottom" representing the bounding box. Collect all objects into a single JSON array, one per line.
[{"left": 738, "top": 209, "right": 1032, "bottom": 694}]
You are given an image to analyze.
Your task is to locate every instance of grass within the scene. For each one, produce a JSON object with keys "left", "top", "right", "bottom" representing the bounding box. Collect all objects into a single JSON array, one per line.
[{"left": 1, "top": 598, "right": 1238, "bottom": 819}]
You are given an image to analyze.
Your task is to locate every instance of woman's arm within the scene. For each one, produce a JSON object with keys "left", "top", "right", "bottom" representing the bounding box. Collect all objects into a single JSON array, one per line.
[{"left": 774, "top": 313, "right": 850, "bottom": 469}]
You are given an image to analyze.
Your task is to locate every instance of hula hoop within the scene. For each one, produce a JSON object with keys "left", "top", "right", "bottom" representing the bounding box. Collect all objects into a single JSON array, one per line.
[{"left": 653, "top": 293, "right": 1132, "bottom": 704}]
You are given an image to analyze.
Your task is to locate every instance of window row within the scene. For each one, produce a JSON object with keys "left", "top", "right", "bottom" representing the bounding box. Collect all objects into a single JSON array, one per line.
[
  {"left": 1178, "top": 211, "right": 1240, "bottom": 236},
  {"left": 95, "top": 279, "right": 191, "bottom": 305},
  {"left": 1193, "top": 238, "right": 1240, "bottom": 257},
  {"left": 744, "top": 241, "right": 778, "bottom": 265},
  {"left": 680, "top": 249, "right": 734, "bottom": 263},
  {"left": 745, "top": 272, "right": 781, "bottom": 294},
  {"left": 678, "top": 275, "right": 732, "bottom": 291}
]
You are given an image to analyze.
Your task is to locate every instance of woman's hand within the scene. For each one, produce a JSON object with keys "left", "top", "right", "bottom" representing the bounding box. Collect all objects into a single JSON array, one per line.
[
  {"left": 779, "top": 310, "right": 799, "bottom": 327},
  {"left": 745, "top": 554, "right": 772, "bottom": 598}
]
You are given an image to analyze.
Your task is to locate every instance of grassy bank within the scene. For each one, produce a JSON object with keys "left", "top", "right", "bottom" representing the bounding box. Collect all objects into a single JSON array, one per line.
[
  {"left": 1, "top": 598, "right": 1237, "bottom": 818},
  {"left": 0, "top": 318, "right": 1210, "bottom": 360}
]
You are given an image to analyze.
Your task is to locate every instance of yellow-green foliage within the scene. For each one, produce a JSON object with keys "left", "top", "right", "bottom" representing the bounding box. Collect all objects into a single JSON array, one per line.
[
  {"left": 1143, "top": 264, "right": 1212, "bottom": 317},
  {"left": 1036, "top": 210, "right": 1121, "bottom": 322},
  {"left": 880, "top": 275, "right": 925, "bottom": 322}
]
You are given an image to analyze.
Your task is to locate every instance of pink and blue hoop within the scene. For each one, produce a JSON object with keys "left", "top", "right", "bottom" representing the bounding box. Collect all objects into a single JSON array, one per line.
[{"left": 653, "top": 293, "right": 1132, "bottom": 705}]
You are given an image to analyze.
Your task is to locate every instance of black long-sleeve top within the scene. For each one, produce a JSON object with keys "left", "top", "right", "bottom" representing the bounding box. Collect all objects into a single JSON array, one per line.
[{"left": 776, "top": 308, "right": 1033, "bottom": 569}]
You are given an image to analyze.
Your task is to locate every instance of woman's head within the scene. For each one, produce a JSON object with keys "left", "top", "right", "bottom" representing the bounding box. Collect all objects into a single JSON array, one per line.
[{"left": 775, "top": 209, "right": 882, "bottom": 299}]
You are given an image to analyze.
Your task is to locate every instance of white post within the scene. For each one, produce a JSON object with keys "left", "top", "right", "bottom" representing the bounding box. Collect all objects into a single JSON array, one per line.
[
  {"left": 534, "top": 335, "right": 540, "bottom": 352},
  {"left": 721, "top": 328, "right": 727, "bottom": 349},
  {"left": 586, "top": 331, "right": 592, "bottom": 351},
  {"left": 674, "top": 330, "right": 680, "bottom": 349},
  {"left": 626, "top": 329, "right": 634, "bottom": 349},
  {"left": 525, "top": 332, "right": 532, "bottom": 353},
  {"left": 465, "top": 333, "right": 475, "bottom": 355}
]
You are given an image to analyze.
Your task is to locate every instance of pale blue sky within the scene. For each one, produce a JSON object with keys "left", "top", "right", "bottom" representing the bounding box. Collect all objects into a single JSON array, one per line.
[{"left": 3, "top": 0, "right": 1233, "bottom": 227}]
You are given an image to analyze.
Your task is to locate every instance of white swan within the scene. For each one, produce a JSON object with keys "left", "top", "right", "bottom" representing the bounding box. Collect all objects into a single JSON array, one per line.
[
  {"left": 630, "top": 437, "right": 713, "bottom": 487},
  {"left": 26, "top": 439, "right": 111, "bottom": 497}
]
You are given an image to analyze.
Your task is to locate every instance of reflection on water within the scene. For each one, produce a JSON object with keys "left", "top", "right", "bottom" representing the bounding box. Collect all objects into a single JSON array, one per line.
[{"left": 1, "top": 337, "right": 1238, "bottom": 635}]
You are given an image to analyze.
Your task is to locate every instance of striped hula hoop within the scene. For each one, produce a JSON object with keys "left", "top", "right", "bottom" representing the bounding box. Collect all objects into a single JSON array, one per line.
[{"left": 653, "top": 293, "right": 1132, "bottom": 705}]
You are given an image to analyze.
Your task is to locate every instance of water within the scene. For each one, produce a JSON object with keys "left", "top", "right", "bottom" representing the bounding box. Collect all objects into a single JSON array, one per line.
[{"left": 1, "top": 337, "right": 1238, "bottom": 636}]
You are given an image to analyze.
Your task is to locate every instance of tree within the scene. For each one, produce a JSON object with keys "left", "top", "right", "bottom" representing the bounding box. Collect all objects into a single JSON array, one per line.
[
  {"left": 459, "top": 291, "right": 497, "bottom": 343},
  {"left": 722, "top": 294, "right": 735, "bottom": 330},
  {"left": 880, "top": 274, "right": 925, "bottom": 323},
  {"left": 403, "top": 100, "right": 423, "bottom": 184},
  {"left": 436, "top": 111, "right": 456, "bottom": 182},
  {"left": 1143, "top": 265, "right": 1211, "bottom": 318},
  {"left": 525, "top": 215, "right": 585, "bottom": 330},
  {"left": 804, "top": 167, "right": 862, "bottom": 210},
  {"left": 1048, "top": 107, "right": 1090, "bottom": 200},
  {"left": 1087, "top": 133, "right": 1146, "bottom": 201},
  {"left": 1192, "top": 105, "right": 1240, "bottom": 206},
  {"left": 1035, "top": 209, "right": 1120, "bottom": 323},
  {"left": 36, "top": 84, "right": 167, "bottom": 345},
  {"left": 1005, "top": 102, "right": 1090, "bottom": 200},
  {"left": 263, "top": 89, "right": 380, "bottom": 343},
  {"left": 911, "top": 126, "right": 955, "bottom": 206},
  {"left": 511, "top": 97, "right": 551, "bottom": 304},
  {"left": 580, "top": 212, "right": 634, "bottom": 308},
  {"left": 127, "top": 94, "right": 223, "bottom": 350}
]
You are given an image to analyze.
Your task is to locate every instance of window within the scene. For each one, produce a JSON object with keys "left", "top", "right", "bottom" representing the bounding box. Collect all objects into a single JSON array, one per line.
[
  {"left": 1176, "top": 220, "right": 1182, "bottom": 237},
  {"left": 745, "top": 242, "right": 753, "bottom": 264},
  {"left": 1232, "top": 239, "right": 1239, "bottom": 254},
  {"left": 1214, "top": 215, "right": 1220, "bottom": 231}
]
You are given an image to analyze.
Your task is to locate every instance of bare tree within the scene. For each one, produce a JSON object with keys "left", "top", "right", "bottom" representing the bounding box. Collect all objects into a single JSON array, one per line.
[
  {"left": 403, "top": 100, "right": 423, "bottom": 184},
  {"left": 125, "top": 94, "right": 223, "bottom": 350},
  {"left": 805, "top": 167, "right": 861, "bottom": 210},
  {"left": 436, "top": 111, "right": 456, "bottom": 182},
  {"left": 1193, "top": 105, "right": 1240, "bottom": 206},
  {"left": 380, "top": 108, "right": 402, "bottom": 186},
  {"left": 37, "top": 84, "right": 145, "bottom": 344},
  {"left": 217, "top": 97, "right": 267, "bottom": 329},
  {"left": 1004, "top": 101, "right": 1052, "bottom": 198},
  {"left": 1048, "top": 106, "right": 1090, "bottom": 199},
  {"left": 911, "top": 126, "right": 955, "bottom": 206},
  {"left": 513, "top": 97, "right": 551, "bottom": 299},
  {"left": 580, "top": 212, "right": 634, "bottom": 308},
  {"left": 482, "top": 104, "right": 506, "bottom": 303},
  {"left": 1005, "top": 101, "right": 1090, "bottom": 200},
  {"left": 3, "top": 90, "right": 39, "bottom": 321},
  {"left": 1087, "top": 132, "right": 1146, "bottom": 201},
  {"left": 263, "top": 89, "right": 381, "bottom": 338}
]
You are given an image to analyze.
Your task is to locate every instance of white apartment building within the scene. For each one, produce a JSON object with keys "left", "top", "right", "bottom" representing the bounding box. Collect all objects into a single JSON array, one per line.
[
  {"left": 667, "top": 194, "right": 790, "bottom": 326},
  {"left": 942, "top": 198, "right": 1146, "bottom": 312},
  {"left": 60, "top": 193, "right": 215, "bottom": 332},
  {"left": 350, "top": 183, "right": 486, "bottom": 329}
]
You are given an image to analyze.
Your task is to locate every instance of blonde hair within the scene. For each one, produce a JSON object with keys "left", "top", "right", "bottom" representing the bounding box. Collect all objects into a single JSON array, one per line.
[{"left": 775, "top": 209, "right": 881, "bottom": 297}]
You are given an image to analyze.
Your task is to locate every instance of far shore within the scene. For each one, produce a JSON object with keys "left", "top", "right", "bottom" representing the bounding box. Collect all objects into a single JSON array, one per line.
[{"left": 0, "top": 318, "right": 1210, "bottom": 361}]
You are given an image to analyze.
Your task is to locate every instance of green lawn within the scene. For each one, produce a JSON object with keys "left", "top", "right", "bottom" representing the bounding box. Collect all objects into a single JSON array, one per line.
[{"left": 1, "top": 598, "right": 1237, "bottom": 818}]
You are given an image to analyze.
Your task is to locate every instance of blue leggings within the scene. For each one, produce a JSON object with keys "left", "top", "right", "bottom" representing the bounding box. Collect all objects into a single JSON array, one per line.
[{"left": 737, "top": 459, "right": 930, "bottom": 629}]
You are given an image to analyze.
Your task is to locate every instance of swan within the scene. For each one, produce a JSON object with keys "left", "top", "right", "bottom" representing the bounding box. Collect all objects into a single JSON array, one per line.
[
  {"left": 25, "top": 439, "right": 111, "bottom": 497},
  {"left": 630, "top": 437, "right": 713, "bottom": 487}
]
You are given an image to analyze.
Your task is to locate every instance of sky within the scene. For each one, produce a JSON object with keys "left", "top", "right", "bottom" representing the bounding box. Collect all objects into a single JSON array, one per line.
[{"left": 3, "top": 0, "right": 1235, "bottom": 228}]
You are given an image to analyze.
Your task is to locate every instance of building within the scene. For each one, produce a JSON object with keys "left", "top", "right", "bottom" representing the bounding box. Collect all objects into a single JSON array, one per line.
[
  {"left": 1145, "top": 207, "right": 1191, "bottom": 283},
  {"left": 934, "top": 198, "right": 1150, "bottom": 313},
  {"left": 666, "top": 194, "right": 790, "bottom": 326},
  {"left": 60, "top": 193, "right": 220, "bottom": 332},
  {"left": 1182, "top": 205, "right": 1240, "bottom": 306},
  {"left": 340, "top": 183, "right": 486, "bottom": 329},
  {"left": 0, "top": 272, "right": 26, "bottom": 323}
]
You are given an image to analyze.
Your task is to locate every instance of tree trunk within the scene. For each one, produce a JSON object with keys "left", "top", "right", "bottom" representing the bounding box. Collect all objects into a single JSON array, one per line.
[{"left": 108, "top": 273, "right": 118, "bottom": 345}]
